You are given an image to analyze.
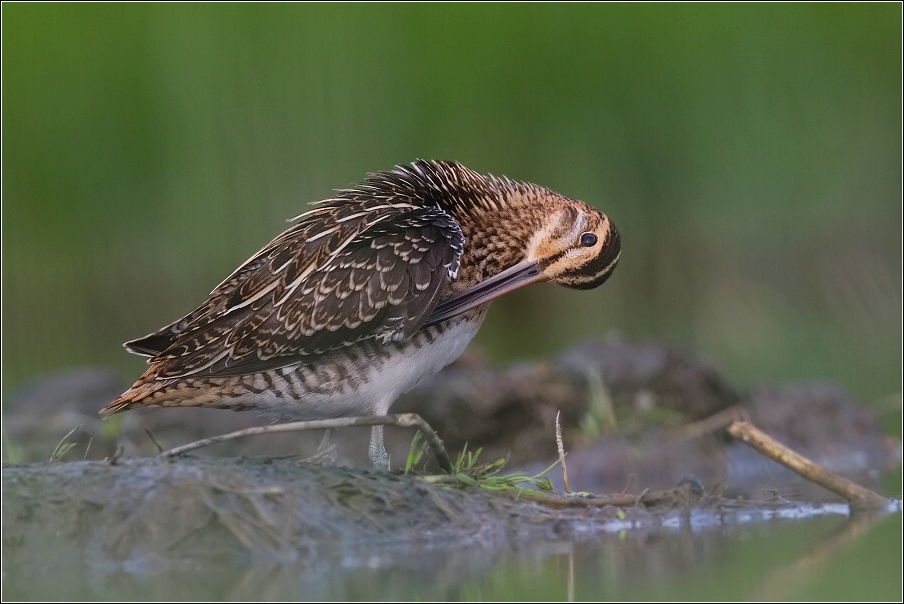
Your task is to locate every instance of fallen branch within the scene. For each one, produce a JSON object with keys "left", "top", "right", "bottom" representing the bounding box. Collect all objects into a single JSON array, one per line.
[
  {"left": 668, "top": 404, "right": 749, "bottom": 443},
  {"left": 157, "top": 413, "right": 453, "bottom": 473},
  {"left": 727, "top": 420, "right": 889, "bottom": 511},
  {"left": 508, "top": 480, "right": 703, "bottom": 509}
]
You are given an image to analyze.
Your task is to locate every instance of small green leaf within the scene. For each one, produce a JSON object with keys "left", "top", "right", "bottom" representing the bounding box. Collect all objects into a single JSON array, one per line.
[
  {"left": 456, "top": 473, "right": 477, "bottom": 486},
  {"left": 536, "top": 478, "right": 554, "bottom": 491}
]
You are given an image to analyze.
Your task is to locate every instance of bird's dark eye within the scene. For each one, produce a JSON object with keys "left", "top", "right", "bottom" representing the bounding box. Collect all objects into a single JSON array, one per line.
[{"left": 580, "top": 232, "right": 598, "bottom": 247}]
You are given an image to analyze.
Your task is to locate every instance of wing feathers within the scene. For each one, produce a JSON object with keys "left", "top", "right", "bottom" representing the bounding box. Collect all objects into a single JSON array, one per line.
[{"left": 137, "top": 203, "right": 463, "bottom": 380}]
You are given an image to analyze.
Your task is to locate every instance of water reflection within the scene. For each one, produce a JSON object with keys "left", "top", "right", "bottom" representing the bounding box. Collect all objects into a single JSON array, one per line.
[{"left": 5, "top": 508, "right": 900, "bottom": 601}]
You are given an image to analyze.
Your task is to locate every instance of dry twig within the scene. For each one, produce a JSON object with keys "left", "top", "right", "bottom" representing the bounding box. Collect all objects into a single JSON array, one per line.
[
  {"left": 158, "top": 413, "right": 453, "bottom": 473},
  {"left": 619, "top": 474, "right": 635, "bottom": 497},
  {"left": 144, "top": 428, "right": 164, "bottom": 454},
  {"left": 727, "top": 420, "right": 889, "bottom": 511},
  {"left": 555, "top": 411, "right": 572, "bottom": 494},
  {"left": 108, "top": 443, "right": 124, "bottom": 466},
  {"left": 668, "top": 404, "right": 749, "bottom": 443}
]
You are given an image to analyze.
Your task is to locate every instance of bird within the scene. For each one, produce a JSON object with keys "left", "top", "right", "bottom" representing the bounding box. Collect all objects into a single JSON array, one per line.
[{"left": 101, "top": 160, "right": 621, "bottom": 468}]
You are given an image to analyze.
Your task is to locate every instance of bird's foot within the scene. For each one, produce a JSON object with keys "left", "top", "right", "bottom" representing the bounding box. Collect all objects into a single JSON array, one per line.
[
  {"left": 369, "top": 446, "right": 390, "bottom": 471},
  {"left": 301, "top": 443, "right": 338, "bottom": 466},
  {"left": 368, "top": 425, "right": 390, "bottom": 471},
  {"left": 298, "top": 428, "right": 339, "bottom": 466}
]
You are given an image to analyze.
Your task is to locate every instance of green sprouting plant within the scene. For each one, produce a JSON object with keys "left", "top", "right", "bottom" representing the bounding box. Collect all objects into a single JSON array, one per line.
[
  {"left": 404, "top": 430, "right": 427, "bottom": 473},
  {"left": 48, "top": 425, "right": 82, "bottom": 463},
  {"left": 419, "top": 444, "right": 557, "bottom": 495},
  {"left": 453, "top": 442, "right": 483, "bottom": 473},
  {"left": 406, "top": 436, "right": 567, "bottom": 496}
]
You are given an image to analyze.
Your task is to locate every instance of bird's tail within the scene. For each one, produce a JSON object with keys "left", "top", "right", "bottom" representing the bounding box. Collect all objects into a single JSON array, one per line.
[
  {"left": 99, "top": 365, "right": 166, "bottom": 417},
  {"left": 100, "top": 363, "right": 240, "bottom": 417}
]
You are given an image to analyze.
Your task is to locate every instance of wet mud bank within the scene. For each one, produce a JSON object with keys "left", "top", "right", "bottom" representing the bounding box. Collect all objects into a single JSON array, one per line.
[
  {"left": 3, "top": 338, "right": 900, "bottom": 591},
  {"left": 1, "top": 455, "right": 886, "bottom": 574}
]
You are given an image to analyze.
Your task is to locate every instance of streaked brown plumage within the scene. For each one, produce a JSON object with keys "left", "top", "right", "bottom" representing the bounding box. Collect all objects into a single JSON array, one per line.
[{"left": 102, "top": 160, "right": 621, "bottom": 466}]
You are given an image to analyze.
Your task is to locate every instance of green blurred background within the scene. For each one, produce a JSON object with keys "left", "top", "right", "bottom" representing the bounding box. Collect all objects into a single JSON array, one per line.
[{"left": 2, "top": 3, "right": 901, "bottom": 404}]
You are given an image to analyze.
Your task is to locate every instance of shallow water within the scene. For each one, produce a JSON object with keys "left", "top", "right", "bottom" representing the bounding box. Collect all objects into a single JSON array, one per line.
[{"left": 5, "top": 500, "right": 900, "bottom": 601}]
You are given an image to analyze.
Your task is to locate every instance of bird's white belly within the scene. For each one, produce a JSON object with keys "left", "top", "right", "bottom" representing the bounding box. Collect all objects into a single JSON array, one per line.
[
  {"left": 242, "top": 312, "right": 485, "bottom": 421},
  {"left": 358, "top": 318, "right": 482, "bottom": 413}
]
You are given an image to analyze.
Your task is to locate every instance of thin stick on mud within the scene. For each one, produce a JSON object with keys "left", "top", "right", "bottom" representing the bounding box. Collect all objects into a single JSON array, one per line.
[
  {"left": 727, "top": 420, "right": 890, "bottom": 511},
  {"left": 555, "top": 411, "right": 572, "bottom": 494},
  {"left": 158, "top": 413, "right": 454, "bottom": 473},
  {"left": 144, "top": 428, "right": 164, "bottom": 454}
]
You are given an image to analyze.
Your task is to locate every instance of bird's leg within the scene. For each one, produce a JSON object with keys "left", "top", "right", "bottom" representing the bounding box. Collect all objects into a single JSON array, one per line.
[
  {"left": 368, "top": 425, "right": 390, "bottom": 470},
  {"left": 315, "top": 428, "right": 339, "bottom": 465}
]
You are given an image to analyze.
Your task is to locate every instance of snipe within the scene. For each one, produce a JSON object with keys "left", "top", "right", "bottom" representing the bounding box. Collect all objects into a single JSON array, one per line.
[{"left": 102, "top": 160, "right": 621, "bottom": 467}]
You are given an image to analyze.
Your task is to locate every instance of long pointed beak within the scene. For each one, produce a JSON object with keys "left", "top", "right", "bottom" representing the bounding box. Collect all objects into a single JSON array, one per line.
[{"left": 426, "top": 260, "right": 547, "bottom": 325}]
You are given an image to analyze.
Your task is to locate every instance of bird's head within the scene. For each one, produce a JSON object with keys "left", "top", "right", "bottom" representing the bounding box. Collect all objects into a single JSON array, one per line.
[
  {"left": 423, "top": 168, "right": 621, "bottom": 326},
  {"left": 362, "top": 161, "right": 620, "bottom": 292},
  {"left": 525, "top": 201, "right": 621, "bottom": 290}
]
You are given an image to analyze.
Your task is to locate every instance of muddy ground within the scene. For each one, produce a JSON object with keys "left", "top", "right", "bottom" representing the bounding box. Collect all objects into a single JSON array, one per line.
[{"left": 3, "top": 338, "right": 900, "bottom": 588}]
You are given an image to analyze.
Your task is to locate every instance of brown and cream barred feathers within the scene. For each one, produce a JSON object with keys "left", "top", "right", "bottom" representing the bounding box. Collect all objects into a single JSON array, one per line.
[{"left": 102, "top": 160, "right": 620, "bottom": 425}]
